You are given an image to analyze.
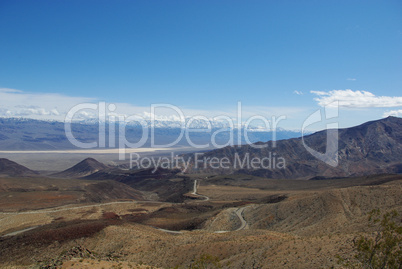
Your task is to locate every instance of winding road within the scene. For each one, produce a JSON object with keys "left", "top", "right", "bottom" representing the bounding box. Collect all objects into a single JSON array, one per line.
[
  {"left": 1, "top": 180, "right": 251, "bottom": 237},
  {"left": 234, "top": 206, "right": 249, "bottom": 231},
  {"left": 192, "top": 179, "right": 249, "bottom": 232},
  {"left": 191, "top": 179, "right": 210, "bottom": 201},
  {"left": 0, "top": 201, "right": 139, "bottom": 217}
]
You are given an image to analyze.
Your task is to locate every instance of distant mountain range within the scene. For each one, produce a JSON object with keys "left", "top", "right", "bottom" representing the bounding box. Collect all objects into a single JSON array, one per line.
[
  {"left": 1, "top": 117, "right": 401, "bottom": 181},
  {"left": 183, "top": 116, "right": 402, "bottom": 179},
  {"left": 0, "top": 117, "right": 304, "bottom": 150}
]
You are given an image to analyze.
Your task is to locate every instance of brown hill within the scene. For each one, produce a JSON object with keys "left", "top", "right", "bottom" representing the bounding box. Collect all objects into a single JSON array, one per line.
[
  {"left": 86, "top": 168, "right": 193, "bottom": 203},
  {"left": 184, "top": 116, "right": 402, "bottom": 179},
  {"left": 52, "top": 158, "right": 108, "bottom": 178},
  {"left": 1, "top": 176, "right": 400, "bottom": 269},
  {"left": 0, "top": 158, "right": 38, "bottom": 177},
  {"left": 0, "top": 176, "right": 144, "bottom": 211}
]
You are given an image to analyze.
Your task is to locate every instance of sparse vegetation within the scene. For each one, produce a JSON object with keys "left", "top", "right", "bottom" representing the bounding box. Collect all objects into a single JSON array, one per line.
[
  {"left": 338, "top": 209, "right": 402, "bottom": 268},
  {"left": 189, "top": 254, "right": 222, "bottom": 269},
  {"left": 0, "top": 171, "right": 400, "bottom": 268}
]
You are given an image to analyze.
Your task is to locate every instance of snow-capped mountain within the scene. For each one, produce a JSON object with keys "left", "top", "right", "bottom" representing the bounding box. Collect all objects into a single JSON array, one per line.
[{"left": 0, "top": 117, "right": 305, "bottom": 150}]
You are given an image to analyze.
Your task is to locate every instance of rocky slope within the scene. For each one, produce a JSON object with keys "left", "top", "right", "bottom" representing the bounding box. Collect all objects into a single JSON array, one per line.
[
  {"left": 0, "top": 158, "right": 38, "bottom": 177},
  {"left": 52, "top": 158, "right": 109, "bottom": 178},
  {"left": 184, "top": 116, "right": 402, "bottom": 179}
]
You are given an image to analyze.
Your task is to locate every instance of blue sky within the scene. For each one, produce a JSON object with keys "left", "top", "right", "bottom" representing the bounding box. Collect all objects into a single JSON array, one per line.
[{"left": 0, "top": 0, "right": 401, "bottom": 130}]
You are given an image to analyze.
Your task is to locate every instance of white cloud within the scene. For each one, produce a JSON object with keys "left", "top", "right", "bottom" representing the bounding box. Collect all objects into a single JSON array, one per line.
[
  {"left": 383, "top": 109, "right": 402, "bottom": 117},
  {"left": 311, "top": 89, "right": 402, "bottom": 108},
  {"left": 0, "top": 88, "right": 309, "bottom": 130},
  {"left": 347, "top": 78, "right": 356, "bottom": 81},
  {"left": 0, "top": 88, "right": 95, "bottom": 120},
  {"left": 294, "top": 90, "right": 303, "bottom": 95},
  {"left": 0, "top": 88, "right": 23, "bottom": 93}
]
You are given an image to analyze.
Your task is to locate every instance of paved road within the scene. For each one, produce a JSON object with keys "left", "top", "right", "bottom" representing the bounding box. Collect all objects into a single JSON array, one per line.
[
  {"left": 191, "top": 179, "right": 197, "bottom": 194},
  {"left": 192, "top": 179, "right": 210, "bottom": 201},
  {"left": 0, "top": 201, "right": 139, "bottom": 217},
  {"left": 1, "top": 180, "right": 250, "bottom": 236},
  {"left": 156, "top": 228, "right": 183, "bottom": 234},
  {"left": 1, "top": 226, "right": 40, "bottom": 237},
  {"left": 192, "top": 179, "right": 249, "bottom": 232},
  {"left": 234, "top": 206, "right": 250, "bottom": 231}
]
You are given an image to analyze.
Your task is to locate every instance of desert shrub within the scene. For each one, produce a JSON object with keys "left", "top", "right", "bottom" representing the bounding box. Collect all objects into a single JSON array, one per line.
[
  {"left": 29, "top": 220, "right": 108, "bottom": 244},
  {"left": 188, "top": 254, "right": 222, "bottom": 269},
  {"left": 338, "top": 209, "right": 401, "bottom": 268}
]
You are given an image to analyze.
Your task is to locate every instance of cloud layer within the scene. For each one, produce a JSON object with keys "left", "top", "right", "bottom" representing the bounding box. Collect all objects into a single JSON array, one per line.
[
  {"left": 311, "top": 89, "right": 402, "bottom": 108},
  {"left": 0, "top": 88, "right": 308, "bottom": 128},
  {"left": 2, "top": 88, "right": 399, "bottom": 131},
  {"left": 383, "top": 109, "right": 402, "bottom": 117},
  {"left": 0, "top": 88, "right": 94, "bottom": 120}
]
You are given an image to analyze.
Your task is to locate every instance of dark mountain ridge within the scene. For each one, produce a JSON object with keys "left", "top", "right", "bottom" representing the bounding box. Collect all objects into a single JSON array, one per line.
[
  {"left": 0, "top": 158, "right": 39, "bottom": 177},
  {"left": 85, "top": 168, "right": 192, "bottom": 203},
  {"left": 52, "top": 158, "right": 109, "bottom": 178},
  {"left": 183, "top": 116, "right": 402, "bottom": 179}
]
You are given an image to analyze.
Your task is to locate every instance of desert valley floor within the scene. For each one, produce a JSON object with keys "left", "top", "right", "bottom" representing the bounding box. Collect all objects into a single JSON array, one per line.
[{"left": 0, "top": 159, "right": 400, "bottom": 268}]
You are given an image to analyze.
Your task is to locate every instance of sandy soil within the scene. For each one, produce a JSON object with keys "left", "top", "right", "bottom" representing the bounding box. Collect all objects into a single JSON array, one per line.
[
  {"left": 0, "top": 176, "right": 400, "bottom": 268},
  {"left": 0, "top": 201, "right": 166, "bottom": 236}
]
